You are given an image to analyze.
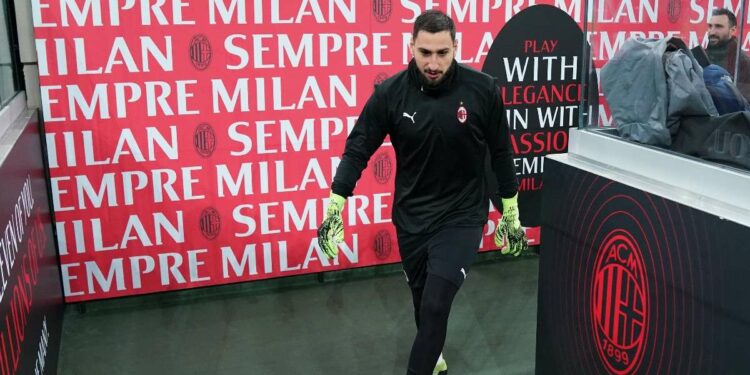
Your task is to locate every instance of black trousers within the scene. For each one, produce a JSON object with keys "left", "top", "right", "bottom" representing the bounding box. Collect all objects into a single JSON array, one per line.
[{"left": 398, "top": 226, "right": 483, "bottom": 375}]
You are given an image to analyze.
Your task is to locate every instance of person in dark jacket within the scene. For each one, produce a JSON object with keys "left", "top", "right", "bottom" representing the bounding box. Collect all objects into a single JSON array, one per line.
[
  {"left": 316, "top": 9, "right": 528, "bottom": 375},
  {"left": 706, "top": 8, "right": 750, "bottom": 100}
]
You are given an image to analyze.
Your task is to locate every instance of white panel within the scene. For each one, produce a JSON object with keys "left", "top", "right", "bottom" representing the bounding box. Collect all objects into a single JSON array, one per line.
[{"left": 551, "top": 128, "right": 750, "bottom": 227}]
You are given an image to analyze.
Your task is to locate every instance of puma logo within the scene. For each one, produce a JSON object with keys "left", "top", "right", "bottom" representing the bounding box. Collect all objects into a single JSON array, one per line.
[{"left": 402, "top": 111, "right": 416, "bottom": 124}]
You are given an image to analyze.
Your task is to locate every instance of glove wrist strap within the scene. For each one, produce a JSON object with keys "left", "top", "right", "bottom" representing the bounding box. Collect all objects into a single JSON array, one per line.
[
  {"left": 501, "top": 192, "right": 519, "bottom": 211},
  {"left": 328, "top": 192, "right": 346, "bottom": 215}
]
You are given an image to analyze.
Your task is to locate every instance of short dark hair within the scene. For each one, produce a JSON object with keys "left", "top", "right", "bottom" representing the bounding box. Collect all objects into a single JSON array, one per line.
[
  {"left": 413, "top": 10, "right": 456, "bottom": 41},
  {"left": 713, "top": 8, "right": 737, "bottom": 28}
]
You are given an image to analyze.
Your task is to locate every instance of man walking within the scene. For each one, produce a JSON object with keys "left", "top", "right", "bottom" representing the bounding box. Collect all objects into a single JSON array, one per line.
[{"left": 317, "top": 10, "right": 528, "bottom": 374}]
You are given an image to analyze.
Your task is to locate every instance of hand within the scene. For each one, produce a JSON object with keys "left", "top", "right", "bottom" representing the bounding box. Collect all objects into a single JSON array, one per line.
[
  {"left": 494, "top": 193, "right": 528, "bottom": 256},
  {"left": 317, "top": 193, "right": 346, "bottom": 259}
]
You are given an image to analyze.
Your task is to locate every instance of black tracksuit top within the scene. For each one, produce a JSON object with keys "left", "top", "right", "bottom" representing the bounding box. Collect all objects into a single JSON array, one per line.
[{"left": 332, "top": 59, "right": 518, "bottom": 235}]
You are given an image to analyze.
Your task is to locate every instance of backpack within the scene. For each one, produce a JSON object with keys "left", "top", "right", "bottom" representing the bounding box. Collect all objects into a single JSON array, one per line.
[{"left": 703, "top": 64, "right": 750, "bottom": 114}]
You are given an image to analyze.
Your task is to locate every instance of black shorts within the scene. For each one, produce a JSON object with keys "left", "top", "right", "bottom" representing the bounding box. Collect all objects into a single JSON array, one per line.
[{"left": 397, "top": 226, "right": 483, "bottom": 289}]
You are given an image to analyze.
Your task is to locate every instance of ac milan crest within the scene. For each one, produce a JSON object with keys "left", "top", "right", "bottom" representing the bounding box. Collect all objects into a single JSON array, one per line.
[
  {"left": 189, "top": 34, "right": 212, "bottom": 71},
  {"left": 374, "top": 230, "right": 392, "bottom": 260},
  {"left": 457, "top": 103, "right": 468, "bottom": 124},
  {"left": 372, "top": 0, "right": 392, "bottom": 23},
  {"left": 199, "top": 207, "right": 221, "bottom": 240},
  {"left": 373, "top": 152, "right": 393, "bottom": 184},
  {"left": 591, "top": 229, "right": 648, "bottom": 374},
  {"left": 667, "top": 0, "right": 681, "bottom": 23},
  {"left": 193, "top": 123, "right": 216, "bottom": 158}
]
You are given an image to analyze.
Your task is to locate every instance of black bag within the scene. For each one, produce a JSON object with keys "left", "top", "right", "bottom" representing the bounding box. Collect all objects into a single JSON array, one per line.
[{"left": 671, "top": 112, "right": 750, "bottom": 170}]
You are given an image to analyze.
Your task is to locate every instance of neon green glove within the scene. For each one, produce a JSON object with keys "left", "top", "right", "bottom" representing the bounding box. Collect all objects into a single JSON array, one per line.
[
  {"left": 494, "top": 193, "right": 528, "bottom": 256},
  {"left": 317, "top": 192, "right": 346, "bottom": 259}
]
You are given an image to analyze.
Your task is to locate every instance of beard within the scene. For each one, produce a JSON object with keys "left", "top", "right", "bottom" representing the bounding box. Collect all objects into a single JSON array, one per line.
[
  {"left": 708, "top": 35, "right": 730, "bottom": 47},
  {"left": 418, "top": 63, "right": 454, "bottom": 87},
  {"left": 420, "top": 69, "right": 444, "bottom": 86}
]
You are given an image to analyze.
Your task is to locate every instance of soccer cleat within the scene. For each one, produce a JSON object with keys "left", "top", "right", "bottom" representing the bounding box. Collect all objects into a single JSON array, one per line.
[{"left": 433, "top": 353, "right": 448, "bottom": 374}]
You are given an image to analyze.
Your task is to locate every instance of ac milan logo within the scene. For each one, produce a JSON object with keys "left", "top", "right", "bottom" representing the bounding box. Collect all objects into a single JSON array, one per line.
[
  {"left": 457, "top": 104, "right": 468, "bottom": 124},
  {"left": 193, "top": 123, "right": 216, "bottom": 158},
  {"left": 667, "top": 0, "right": 681, "bottom": 23},
  {"left": 189, "top": 34, "right": 212, "bottom": 71},
  {"left": 592, "top": 229, "right": 648, "bottom": 375},
  {"left": 374, "top": 230, "right": 392, "bottom": 260},
  {"left": 372, "top": 152, "right": 393, "bottom": 184},
  {"left": 374, "top": 72, "right": 388, "bottom": 89},
  {"left": 372, "top": 0, "right": 392, "bottom": 23},
  {"left": 199, "top": 207, "right": 221, "bottom": 240}
]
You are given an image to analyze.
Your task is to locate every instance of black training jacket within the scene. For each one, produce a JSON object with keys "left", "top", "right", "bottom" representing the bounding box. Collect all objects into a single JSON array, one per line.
[{"left": 332, "top": 59, "right": 518, "bottom": 235}]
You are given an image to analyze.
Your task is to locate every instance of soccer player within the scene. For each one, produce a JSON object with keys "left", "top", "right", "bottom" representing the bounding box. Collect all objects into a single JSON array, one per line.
[{"left": 317, "top": 10, "right": 528, "bottom": 374}]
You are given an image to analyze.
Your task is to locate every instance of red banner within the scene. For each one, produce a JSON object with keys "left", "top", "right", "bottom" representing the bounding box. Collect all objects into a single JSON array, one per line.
[{"left": 32, "top": 0, "right": 725, "bottom": 301}]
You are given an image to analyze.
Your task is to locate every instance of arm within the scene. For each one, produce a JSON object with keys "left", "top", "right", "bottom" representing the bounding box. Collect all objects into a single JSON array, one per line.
[
  {"left": 484, "top": 80, "right": 518, "bottom": 199},
  {"left": 484, "top": 80, "right": 527, "bottom": 256},
  {"left": 318, "top": 88, "right": 390, "bottom": 259},
  {"left": 332, "top": 88, "right": 391, "bottom": 197}
]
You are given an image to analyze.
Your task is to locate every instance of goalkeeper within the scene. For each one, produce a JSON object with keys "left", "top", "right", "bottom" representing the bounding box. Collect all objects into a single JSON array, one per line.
[{"left": 317, "top": 10, "right": 528, "bottom": 375}]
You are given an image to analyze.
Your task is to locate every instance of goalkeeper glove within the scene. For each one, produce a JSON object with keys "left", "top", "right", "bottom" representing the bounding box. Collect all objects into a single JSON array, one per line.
[
  {"left": 317, "top": 192, "right": 346, "bottom": 259},
  {"left": 494, "top": 193, "right": 528, "bottom": 256}
]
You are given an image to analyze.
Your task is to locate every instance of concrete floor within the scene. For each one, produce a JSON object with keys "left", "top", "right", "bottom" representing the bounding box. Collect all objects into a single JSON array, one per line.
[{"left": 57, "top": 254, "right": 539, "bottom": 375}]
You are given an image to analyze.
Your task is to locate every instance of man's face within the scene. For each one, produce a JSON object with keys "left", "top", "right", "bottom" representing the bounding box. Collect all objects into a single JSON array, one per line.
[
  {"left": 708, "top": 15, "right": 736, "bottom": 46},
  {"left": 410, "top": 30, "right": 457, "bottom": 86}
]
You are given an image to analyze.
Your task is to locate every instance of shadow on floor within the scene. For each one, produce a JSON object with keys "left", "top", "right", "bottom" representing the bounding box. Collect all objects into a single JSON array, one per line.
[{"left": 57, "top": 253, "right": 539, "bottom": 375}]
